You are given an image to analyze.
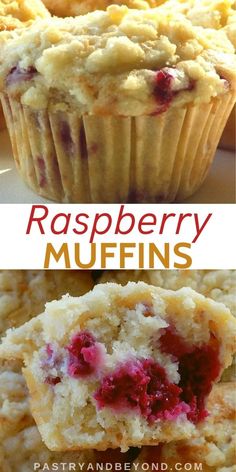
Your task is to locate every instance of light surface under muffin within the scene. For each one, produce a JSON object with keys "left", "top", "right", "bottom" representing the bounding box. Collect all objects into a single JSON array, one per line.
[
  {"left": 0, "top": 282, "right": 235, "bottom": 451},
  {"left": 132, "top": 382, "right": 236, "bottom": 472}
]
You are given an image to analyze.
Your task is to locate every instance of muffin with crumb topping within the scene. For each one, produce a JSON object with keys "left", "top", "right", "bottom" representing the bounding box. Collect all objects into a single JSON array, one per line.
[
  {"left": 43, "top": 0, "right": 236, "bottom": 153},
  {"left": 0, "top": 0, "right": 50, "bottom": 131},
  {"left": 157, "top": 0, "right": 236, "bottom": 152},
  {"left": 0, "top": 6, "right": 235, "bottom": 202}
]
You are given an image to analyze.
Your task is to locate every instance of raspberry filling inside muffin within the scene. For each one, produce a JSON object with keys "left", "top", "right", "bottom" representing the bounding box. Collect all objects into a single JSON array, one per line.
[
  {"left": 43, "top": 344, "right": 63, "bottom": 385},
  {"left": 94, "top": 358, "right": 189, "bottom": 422},
  {"left": 41, "top": 324, "right": 220, "bottom": 425},
  {"left": 6, "top": 65, "right": 37, "bottom": 86},
  {"left": 159, "top": 326, "right": 221, "bottom": 422},
  {"left": 154, "top": 70, "right": 175, "bottom": 106},
  {"left": 66, "top": 330, "right": 104, "bottom": 377},
  {"left": 154, "top": 68, "right": 195, "bottom": 113},
  {"left": 42, "top": 331, "right": 104, "bottom": 382}
]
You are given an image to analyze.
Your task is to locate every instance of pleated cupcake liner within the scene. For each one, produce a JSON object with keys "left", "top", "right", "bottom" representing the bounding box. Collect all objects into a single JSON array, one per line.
[
  {"left": 219, "top": 104, "right": 235, "bottom": 151},
  {"left": 1, "top": 91, "right": 235, "bottom": 203},
  {"left": 0, "top": 104, "right": 5, "bottom": 131}
]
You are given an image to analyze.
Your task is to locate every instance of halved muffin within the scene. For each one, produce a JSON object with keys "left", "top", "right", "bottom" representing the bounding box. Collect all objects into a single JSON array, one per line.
[{"left": 0, "top": 283, "right": 235, "bottom": 451}]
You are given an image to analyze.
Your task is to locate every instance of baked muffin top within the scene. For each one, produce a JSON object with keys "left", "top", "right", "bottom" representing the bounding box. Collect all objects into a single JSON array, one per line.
[
  {"left": 42, "top": 0, "right": 236, "bottom": 23},
  {"left": 0, "top": 0, "right": 50, "bottom": 31},
  {"left": 0, "top": 6, "right": 235, "bottom": 115}
]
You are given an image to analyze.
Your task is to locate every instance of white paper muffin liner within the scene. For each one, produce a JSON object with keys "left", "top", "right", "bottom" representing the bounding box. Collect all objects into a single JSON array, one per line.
[
  {"left": 0, "top": 104, "right": 5, "bottom": 131},
  {"left": 1, "top": 91, "right": 235, "bottom": 202},
  {"left": 219, "top": 104, "right": 235, "bottom": 151}
]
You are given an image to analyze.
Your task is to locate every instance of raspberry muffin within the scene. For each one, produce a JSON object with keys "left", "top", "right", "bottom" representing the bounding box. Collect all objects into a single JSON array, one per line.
[
  {"left": 100, "top": 270, "right": 236, "bottom": 381},
  {"left": 0, "top": 8, "right": 235, "bottom": 203},
  {"left": 132, "top": 382, "right": 236, "bottom": 472},
  {"left": 0, "top": 270, "right": 93, "bottom": 336},
  {"left": 0, "top": 360, "right": 137, "bottom": 471},
  {"left": 0, "top": 282, "right": 236, "bottom": 451}
]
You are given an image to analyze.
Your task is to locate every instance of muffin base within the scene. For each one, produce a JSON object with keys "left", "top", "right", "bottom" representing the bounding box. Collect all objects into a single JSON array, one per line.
[
  {"left": 1, "top": 92, "right": 235, "bottom": 203},
  {"left": 0, "top": 104, "right": 5, "bottom": 131}
]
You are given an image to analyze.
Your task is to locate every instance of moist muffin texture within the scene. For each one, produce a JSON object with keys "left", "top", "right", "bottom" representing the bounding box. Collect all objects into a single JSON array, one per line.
[
  {"left": 0, "top": 270, "right": 93, "bottom": 441},
  {"left": 0, "top": 282, "right": 235, "bottom": 451},
  {"left": 0, "top": 422, "right": 139, "bottom": 471},
  {"left": 132, "top": 382, "right": 236, "bottom": 472},
  {"left": 0, "top": 270, "right": 100, "bottom": 472},
  {"left": 100, "top": 270, "right": 236, "bottom": 381}
]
